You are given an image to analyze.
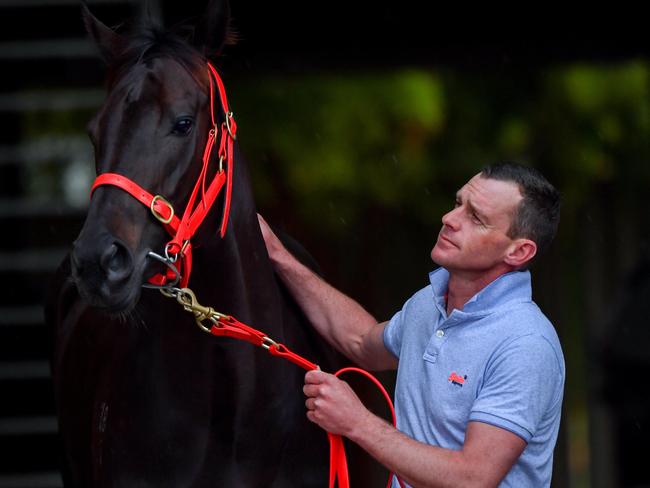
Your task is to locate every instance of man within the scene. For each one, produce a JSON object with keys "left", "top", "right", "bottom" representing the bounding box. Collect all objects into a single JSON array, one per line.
[{"left": 258, "top": 162, "right": 564, "bottom": 487}]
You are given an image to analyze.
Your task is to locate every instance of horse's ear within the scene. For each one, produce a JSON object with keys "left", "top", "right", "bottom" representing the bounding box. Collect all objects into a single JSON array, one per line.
[
  {"left": 193, "top": 0, "right": 237, "bottom": 57},
  {"left": 82, "top": 2, "right": 127, "bottom": 65}
]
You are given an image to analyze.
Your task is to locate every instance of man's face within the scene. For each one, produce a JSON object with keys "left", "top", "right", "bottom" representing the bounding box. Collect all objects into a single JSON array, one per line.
[{"left": 430, "top": 174, "right": 523, "bottom": 275}]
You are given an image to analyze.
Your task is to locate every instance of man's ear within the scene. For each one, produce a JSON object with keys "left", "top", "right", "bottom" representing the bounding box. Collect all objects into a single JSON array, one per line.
[
  {"left": 504, "top": 238, "right": 537, "bottom": 269},
  {"left": 82, "top": 2, "right": 127, "bottom": 65}
]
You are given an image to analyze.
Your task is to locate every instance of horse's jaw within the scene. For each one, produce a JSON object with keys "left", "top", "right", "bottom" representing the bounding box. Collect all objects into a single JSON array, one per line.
[{"left": 72, "top": 272, "right": 143, "bottom": 315}]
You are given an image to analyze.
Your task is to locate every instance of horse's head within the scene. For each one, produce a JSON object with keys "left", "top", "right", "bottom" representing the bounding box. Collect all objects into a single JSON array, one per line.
[{"left": 71, "top": 1, "right": 236, "bottom": 313}]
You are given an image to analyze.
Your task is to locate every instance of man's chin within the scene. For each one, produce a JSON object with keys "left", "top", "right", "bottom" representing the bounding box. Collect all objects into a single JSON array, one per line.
[{"left": 430, "top": 246, "right": 450, "bottom": 267}]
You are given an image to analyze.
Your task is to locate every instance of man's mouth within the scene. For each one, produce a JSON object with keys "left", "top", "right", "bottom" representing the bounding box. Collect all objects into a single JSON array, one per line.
[{"left": 438, "top": 233, "right": 458, "bottom": 248}]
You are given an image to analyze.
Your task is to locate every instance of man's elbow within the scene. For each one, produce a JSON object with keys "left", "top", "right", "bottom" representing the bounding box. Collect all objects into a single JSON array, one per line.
[
  {"left": 355, "top": 345, "right": 398, "bottom": 372},
  {"left": 454, "top": 459, "right": 507, "bottom": 488},
  {"left": 462, "top": 474, "right": 500, "bottom": 488}
]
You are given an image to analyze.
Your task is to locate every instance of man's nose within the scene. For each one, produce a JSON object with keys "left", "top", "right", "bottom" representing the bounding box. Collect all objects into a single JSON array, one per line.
[{"left": 441, "top": 207, "right": 461, "bottom": 231}]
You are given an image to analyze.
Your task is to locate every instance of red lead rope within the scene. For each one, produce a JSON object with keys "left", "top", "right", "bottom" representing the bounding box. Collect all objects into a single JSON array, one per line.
[{"left": 204, "top": 311, "right": 406, "bottom": 488}]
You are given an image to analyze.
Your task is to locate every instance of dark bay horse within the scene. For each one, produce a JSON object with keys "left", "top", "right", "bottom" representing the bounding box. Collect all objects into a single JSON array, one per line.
[{"left": 46, "top": 2, "right": 343, "bottom": 486}]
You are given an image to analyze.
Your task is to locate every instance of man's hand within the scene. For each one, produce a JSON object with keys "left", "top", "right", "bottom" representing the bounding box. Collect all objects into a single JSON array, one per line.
[{"left": 303, "top": 370, "right": 371, "bottom": 437}]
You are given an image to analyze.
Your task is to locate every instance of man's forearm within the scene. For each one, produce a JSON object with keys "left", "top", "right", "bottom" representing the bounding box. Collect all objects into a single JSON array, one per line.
[
  {"left": 258, "top": 214, "right": 396, "bottom": 369},
  {"left": 270, "top": 244, "right": 381, "bottom": 367},
  {"left": 349, "top": 413, "right": 481, "bottom": 488}
]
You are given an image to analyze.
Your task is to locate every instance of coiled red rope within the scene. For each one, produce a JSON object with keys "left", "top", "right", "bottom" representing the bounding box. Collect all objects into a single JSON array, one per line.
[
  {"left": 203, "top": 309, "right": 406, "bottom": 488},
  {"left": 330, "top": 367, "right": 406, "bottom": 488}
]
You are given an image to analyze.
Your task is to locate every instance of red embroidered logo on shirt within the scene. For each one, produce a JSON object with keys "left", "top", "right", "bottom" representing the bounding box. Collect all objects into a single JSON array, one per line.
[{"left": 448, "top": 371, "right": 467, "bottom": 387}]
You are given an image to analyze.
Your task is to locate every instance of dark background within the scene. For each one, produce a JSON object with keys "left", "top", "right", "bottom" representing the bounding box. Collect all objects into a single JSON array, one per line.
[{"left": 1, "top": 1, "right": 648, "bottom": 487}]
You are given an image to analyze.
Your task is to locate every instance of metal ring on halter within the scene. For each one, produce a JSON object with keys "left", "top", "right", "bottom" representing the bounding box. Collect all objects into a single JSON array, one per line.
[
  {"left": 150, "top": 195, "right": 174, "bottom": 224},
  {"left": 225, "top": 111, "right": 236, "bottom": 140},
  {"left": 142, "top": 251, "right": 180, "bottom": 289},
  {"left": 164, "top": 243, "right": 180, "bottom": 263}
]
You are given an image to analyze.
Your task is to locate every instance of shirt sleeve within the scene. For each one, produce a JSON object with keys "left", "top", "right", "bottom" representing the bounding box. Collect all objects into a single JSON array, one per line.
[
  {"left": 383, "top": 302, "right": 410, "bottom": 359},
  {"left": 469, "top": 334, "right": 564, "bottom": 442},
  {"left": 383, "top": 286, "right": 435, "bottom": 360}
]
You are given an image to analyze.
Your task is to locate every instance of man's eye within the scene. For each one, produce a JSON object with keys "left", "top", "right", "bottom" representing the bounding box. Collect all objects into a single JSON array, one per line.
[{"left": 172, "top": 117, "right": 194, "bottom": 135}]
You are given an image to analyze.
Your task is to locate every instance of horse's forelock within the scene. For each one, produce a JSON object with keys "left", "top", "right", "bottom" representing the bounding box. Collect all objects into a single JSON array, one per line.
[{"left": 107, "top": 23, "right": 206, "bottom": 89}]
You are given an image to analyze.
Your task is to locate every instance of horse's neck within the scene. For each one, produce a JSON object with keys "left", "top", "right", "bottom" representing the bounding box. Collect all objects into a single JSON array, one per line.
[
  {"left": 191, "top": 159, "right": 284, "bottom": 335},
  {"left": 210, "top": 218, "right": 281, "bottom": 321}
]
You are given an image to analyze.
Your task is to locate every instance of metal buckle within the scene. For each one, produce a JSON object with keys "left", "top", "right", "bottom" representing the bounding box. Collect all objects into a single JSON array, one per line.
[{"left": 150, "top": 195, "right": 174, "bottom": 224}]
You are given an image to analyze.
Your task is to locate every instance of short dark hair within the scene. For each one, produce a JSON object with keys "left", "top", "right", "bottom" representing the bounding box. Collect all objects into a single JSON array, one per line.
[{"left": 481, "top": 162, "right": 560, "bottom": 264}]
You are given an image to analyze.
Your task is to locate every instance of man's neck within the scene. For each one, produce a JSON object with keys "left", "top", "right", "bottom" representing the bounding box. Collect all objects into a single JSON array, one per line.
[{"left": 445, "top": 266, "right": 514, "bottom": 316}]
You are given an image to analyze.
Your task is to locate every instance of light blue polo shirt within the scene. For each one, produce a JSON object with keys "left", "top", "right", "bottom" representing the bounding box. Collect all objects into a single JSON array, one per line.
[{"left": 383, "top": 268, "right": 565, "bottom": 487}]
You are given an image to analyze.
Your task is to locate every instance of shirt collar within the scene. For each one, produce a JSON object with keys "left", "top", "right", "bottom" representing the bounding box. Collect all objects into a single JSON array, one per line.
[{"left": 429, "top": 267, "right": 532, "bottom": 319}]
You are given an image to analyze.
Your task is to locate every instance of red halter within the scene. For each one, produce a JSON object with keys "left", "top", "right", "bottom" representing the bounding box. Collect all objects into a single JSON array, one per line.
[{"left": 90, "top": 62, "right": 236, "bottom": 288}]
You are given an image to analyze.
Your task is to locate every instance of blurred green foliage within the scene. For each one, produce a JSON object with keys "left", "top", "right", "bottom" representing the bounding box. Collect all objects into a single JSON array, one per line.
[
  {"left": 231, "top": 61, "right": 649, "bottom": 237},
  {"left": 231, "top": 70, "right": 446, "bottom": 230}
]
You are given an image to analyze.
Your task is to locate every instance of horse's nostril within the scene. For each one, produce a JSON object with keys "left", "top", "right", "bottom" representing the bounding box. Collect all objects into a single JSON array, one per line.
[
  {"left": 101, "top": 244, "right": 118, "bottom": 271},
  {"left": 100, "top": 241, "right": 133, "bottom": 281}
]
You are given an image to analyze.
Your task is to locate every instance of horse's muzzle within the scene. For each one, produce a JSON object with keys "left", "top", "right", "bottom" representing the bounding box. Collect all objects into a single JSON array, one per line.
[{"left": 71, "top": 236, "right": 139, "bottom": 311}]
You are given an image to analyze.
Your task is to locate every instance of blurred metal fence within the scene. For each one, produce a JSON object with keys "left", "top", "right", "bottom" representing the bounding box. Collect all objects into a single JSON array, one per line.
[{"left": 0, "top": 1, "right": 149, "bottom": 486}]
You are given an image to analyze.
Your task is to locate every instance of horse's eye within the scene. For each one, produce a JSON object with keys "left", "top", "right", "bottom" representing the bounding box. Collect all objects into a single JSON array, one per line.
[{"left": 172, "top": 117, "right": 194, "bottom": 135}]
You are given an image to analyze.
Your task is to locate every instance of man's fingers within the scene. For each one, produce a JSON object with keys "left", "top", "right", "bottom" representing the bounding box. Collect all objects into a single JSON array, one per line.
[
  {"left": 305, "top": 369, "right": 329, "bottom": 384},
  {"left": 303, "top": 384, "right": 319, "bottom": 397},
  {"left": 257, "top": 213, "right": 276, "bottom": 241},
  {"left": 256, "top": 213, "right": 268, "bottom": 228}
]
